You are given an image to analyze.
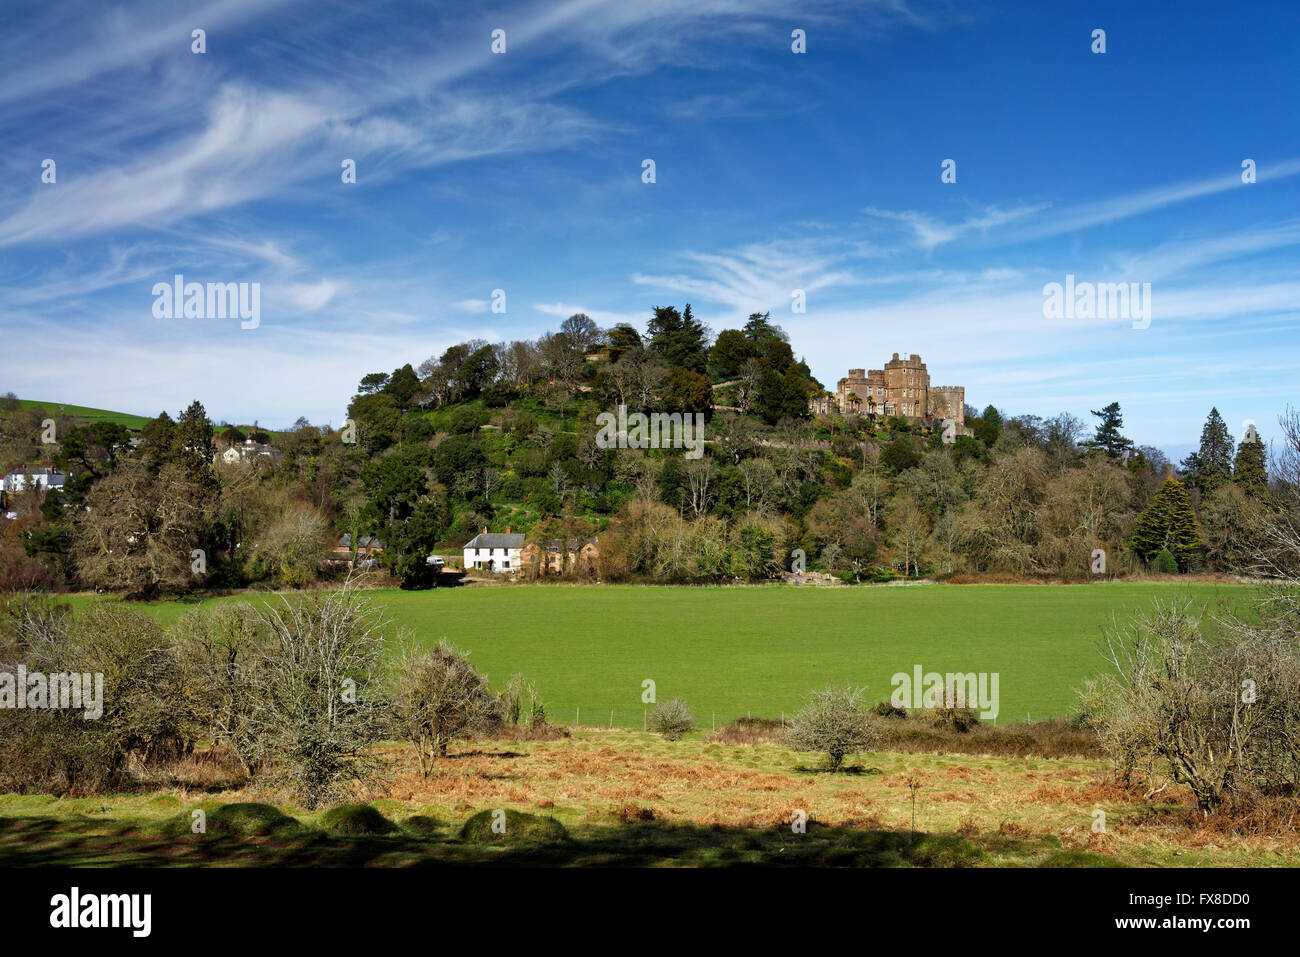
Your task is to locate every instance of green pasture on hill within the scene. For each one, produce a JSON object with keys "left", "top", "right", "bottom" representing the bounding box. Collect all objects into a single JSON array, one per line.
[
  {"left": 70, "top": 581, "right": 1255, "bottom": 728},
  {"left": 12, "top": 399, "right": 151, "bottom": 430}
]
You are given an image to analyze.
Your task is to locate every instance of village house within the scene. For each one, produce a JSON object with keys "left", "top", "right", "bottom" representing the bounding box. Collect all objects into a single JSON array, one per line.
[
  {"left": 215, "top": 437, "right": 283, "bottom": 466},
  {"left": 328, "top": 534, "right": 385, "bottom": 569},
  {"left": 0, "top": 466, "right": 67, "bottom": 519},
  {"left": 0, "top": 466, "right": 67, "bottom": 493},
  {"left": 463, "top": 530, "right": 525, "bottom": 573},
  {"left": 519, "top": 537, "right": 600, "bottom": 576}
]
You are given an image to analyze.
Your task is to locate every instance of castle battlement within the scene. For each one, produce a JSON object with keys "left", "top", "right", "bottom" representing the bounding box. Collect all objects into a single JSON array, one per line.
[{"left": 815, "top": 356, "right": 966, "bottom": 429}]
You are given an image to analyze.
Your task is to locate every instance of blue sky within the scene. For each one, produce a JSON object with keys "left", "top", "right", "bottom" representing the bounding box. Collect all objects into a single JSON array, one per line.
[{"left": 1, "top": 0, "right": 1297, "bottom": 460}]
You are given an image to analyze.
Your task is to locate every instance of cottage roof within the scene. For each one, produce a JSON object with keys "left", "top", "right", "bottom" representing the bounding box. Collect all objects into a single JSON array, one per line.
[{"left": 464, "top": 533, "right": 525, "bottom": 549}]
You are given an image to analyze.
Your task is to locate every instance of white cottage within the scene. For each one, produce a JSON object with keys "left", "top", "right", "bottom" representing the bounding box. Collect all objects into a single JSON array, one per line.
[{"left": 463, "top": 531, "right": 525, "bottom": 573}]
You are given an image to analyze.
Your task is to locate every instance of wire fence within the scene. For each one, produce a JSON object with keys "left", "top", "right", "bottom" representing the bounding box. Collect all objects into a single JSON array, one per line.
[{"left": 546, "top": 705, "right": 1050, "bottom": 731}]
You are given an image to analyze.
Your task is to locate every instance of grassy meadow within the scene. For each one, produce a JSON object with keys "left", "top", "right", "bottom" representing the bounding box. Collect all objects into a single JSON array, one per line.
[
  {"left": 71, "top": 580, "right": 1256, "bottom": 728},
  {"left": 14, "top": 399, "right": 151, "bottom": 430},
  {"left": 10, "top": 580, "right": 1288, "bottom": 868},
  {"left": 0, "top": 729, "right": 1291, "bottom": 867}
]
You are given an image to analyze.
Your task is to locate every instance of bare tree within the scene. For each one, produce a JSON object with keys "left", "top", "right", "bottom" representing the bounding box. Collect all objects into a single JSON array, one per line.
[{"left": 389, "top": 641, "right": 504, "bottom": 776}]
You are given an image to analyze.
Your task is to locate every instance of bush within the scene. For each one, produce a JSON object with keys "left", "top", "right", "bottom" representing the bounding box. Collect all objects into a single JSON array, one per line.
[
  {"left": 781, "top": 685, "right": 880, "bottom": 771},
  {"left": 1153, "top": 548, "right": 1179, "bottom": 574},
  {"left": 175, "top": 604, "right": 265, "bottom": 775},
  {"left": 1088, "top": 598, "right": 1300, "bottom": 813},
  {"left": 0, "top": 601, "right": 192, "bottom": 795},
  {"left": 874, "top": 700, "right": 907, "bottom": 719},
  {"left": 241, "top": 588, "right": 389, "bottom": 809},
  {"left": 388, "top": 641, "right": 505, "bottom": 776},
  {"left": 648, "top": 697, "right": 695, "bottom": 741}
]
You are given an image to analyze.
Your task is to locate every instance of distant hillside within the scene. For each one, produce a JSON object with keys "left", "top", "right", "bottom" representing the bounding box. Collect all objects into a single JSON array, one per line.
[{"left": 13, "top": 399, "right": 150, "bottom": 430}]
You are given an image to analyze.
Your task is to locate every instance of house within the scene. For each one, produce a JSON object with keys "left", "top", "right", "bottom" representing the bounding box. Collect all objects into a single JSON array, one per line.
[
  {"left": 463, "top": 529, "right": 525, "bottom": 573},
  {"left": 215, "top": 437, "right": 283, "bottom": 466},
  {"left": 0, "top": 466, "right": 67, "bottom": 519},
  {"left": 0, "top": 466, "right": 66, "bottom": 493},
  {"left": 519, "top": 537, "right": 600, "bottom": 576},
  {"left": 329, "top": 534, "right": 385, "bottom": 568}
]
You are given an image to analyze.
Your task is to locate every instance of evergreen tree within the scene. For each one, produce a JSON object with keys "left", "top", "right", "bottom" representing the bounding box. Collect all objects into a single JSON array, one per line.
[
  {"left": 1083, "top": 402, "right": 1134, "bottom": 461},
  {"left": 384, "top": 363, "right": 422, "bottom": 408},
  {"left": 1233, "top": 431, "right": 1268, "bottom": 496},
  {"left": 647, "top": 304, "right": 709, "bottom": 374},
  {"left": 1128, "top": 476, "right": 1204, "bottom": 571},
  {"left": 741, "top": 312, "right": 786, "bottom": 346},
  {"left": 1180, "top": 407, "right": 1234, "bottom": 495}
]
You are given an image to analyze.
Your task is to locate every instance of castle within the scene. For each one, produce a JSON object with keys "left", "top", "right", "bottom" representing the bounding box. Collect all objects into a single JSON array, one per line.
[{"left": 810, "top": 353, "right": 965, "bottom": 430}]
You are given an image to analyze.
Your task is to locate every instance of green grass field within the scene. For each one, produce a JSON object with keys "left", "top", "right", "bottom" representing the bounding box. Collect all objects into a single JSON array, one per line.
[
  {"left": 13, "top": 399, "right": 152, "bottom": 430},
  {"left": 84, "top": 581, "right": 1255, "bottom": 728}
]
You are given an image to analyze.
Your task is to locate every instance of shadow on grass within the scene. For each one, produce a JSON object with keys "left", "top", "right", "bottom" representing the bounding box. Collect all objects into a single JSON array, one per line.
[
  {"left": 0, "top": 813, "right": 1030, "bottom": 868},
  {"left": 791, "top": 764, "right": 884, "bottom": 776}
]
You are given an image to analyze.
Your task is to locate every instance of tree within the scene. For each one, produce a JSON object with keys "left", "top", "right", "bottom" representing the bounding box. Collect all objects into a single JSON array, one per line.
[
  {"left": 1083, "top": 402, "right": 1134, "bottom": 462},
  {"left": 358, "top": 372, "right": 390, "bottom": 395},
  {"left": 361, "top": 447, "right": 444, "bottom": 586},
  {"left": 383, "top": 363, "right": 422, "bottom": 408},
  {"left": 389, "top": 641, "right": 505, "bottom": 775},
  {"left": 741, "top": 311, "right": 786, "bottom": 346},
  {"left": 664, "top": 367, "right": 713, "bottom": 414},
  {"left": 171, "top": 400, "right": 218, "bottom": 477},
  {"left": 1181, "top": 408, "right": 1234, "bottom": 496},
  {"left": 71, "top": 459, "right": 212, "bottom": 598},
  {"left": 646, "top": 304, "right": 709, "bottom": 373},
  {"left": 606, "top": 324, "right": 643, "bottom": 363},
  {"left": 1128, "top": 477, "right": 1204, "bottom": 570},
  {"left": 1091, "top": 599, "right": 1290, "bottom": 813},
  {"left": 456, "top": 346, "right": 499, "bottom": 399},
  {"left": 781, "top": 685, "right": 880, "bottom": 772},
  {"left": 708, "top": 328, "right": 753, "bottom": 380},
  {"left": 1233, "top": 431, "right": 1268, "bottom": 496},
  {"left": 258, "top": 503, "right": 328, "bottom": 587},
  {"left": 244, "top": 588, "right": 388, "bottom": 808},
  {"left": 560, "top": 313, "right": 603, "bottom": 355}
]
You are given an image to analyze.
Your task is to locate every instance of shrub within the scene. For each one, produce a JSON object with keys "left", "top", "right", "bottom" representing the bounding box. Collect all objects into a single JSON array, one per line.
[
  {"left": 1153, "top": 548, "right": 1179, "bottom": 574},
  {"left": 874, "top": 700, "right": 907, "bottom": 719},
  {"left": 1089, "top": 598, "right": 1300, "bottom": 813},
  {"left": 927, "top": 686, "right": 981, "bottom": 733},
  {"left": 241, "top": 588, "right": 389, "bottom": 809},
  {"left": 0, "top": 601, "right": 192, "bottom": 795},
  {"left": 706, "top": 716, "right": 784, "bottom": 745},
  {"left": 781, "top": 685, "right": 880, "bottom": 771},
  {"left": 174, "top": 603, "right": 265, "bottom": 775},
  {"left": 648, "top": 697, "right": 695, "bottom": 741},
  {"left": 389, "top": 641, "right": 505, "bottom": 775}
]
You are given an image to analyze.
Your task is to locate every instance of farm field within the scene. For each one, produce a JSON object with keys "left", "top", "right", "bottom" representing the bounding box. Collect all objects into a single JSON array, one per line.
[
  {"left": 76, "top": 581, "right": 1257, "bottom": 728},
  {"left": 12, "top": 399, "right": 151, "bottom": 430}
]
